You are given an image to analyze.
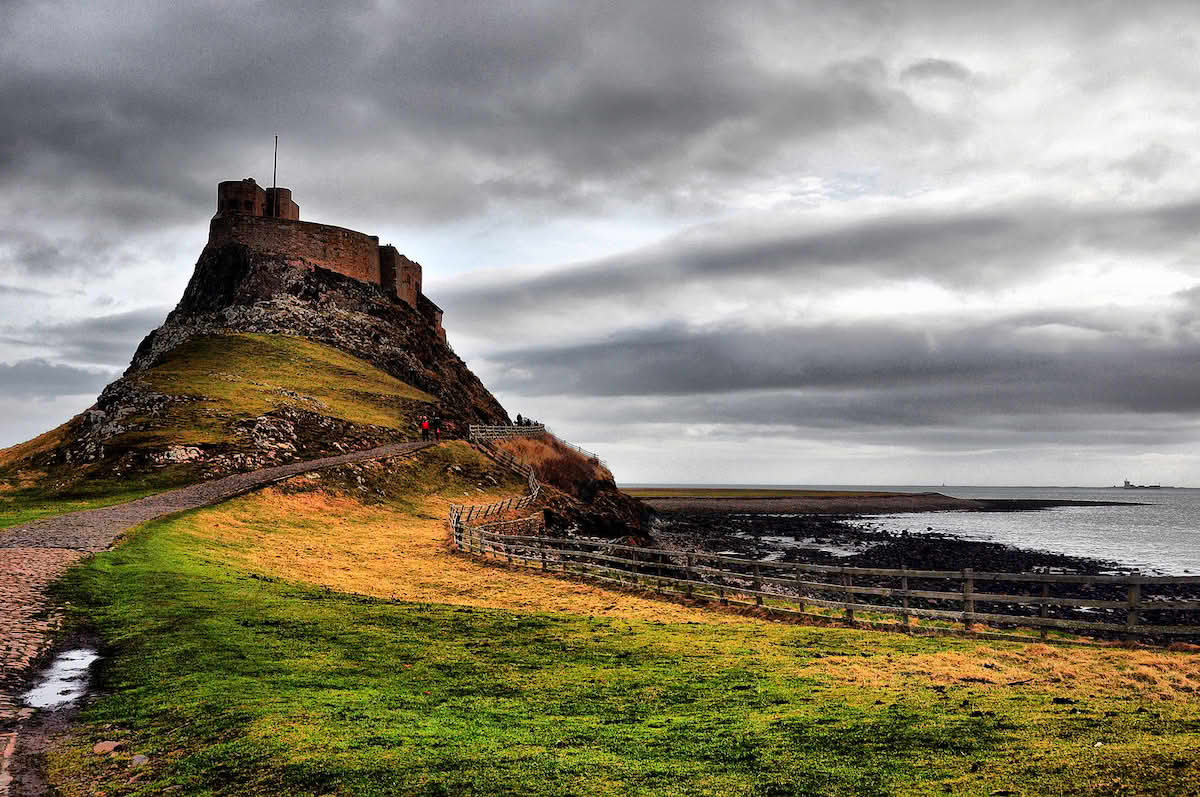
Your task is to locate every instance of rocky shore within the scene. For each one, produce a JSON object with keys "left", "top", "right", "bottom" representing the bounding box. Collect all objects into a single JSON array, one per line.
[
  {"left": 648, "top": 510, "right": 1125, "bottom": 574},
  {"left": 643, "top": 504, "right": 1200, "bottom": 639}
]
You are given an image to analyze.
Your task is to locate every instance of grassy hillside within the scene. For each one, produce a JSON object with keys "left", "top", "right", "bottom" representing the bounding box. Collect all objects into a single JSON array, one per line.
[
  {"left": 493, "top": 434, "right": 614, "bottom": 494},
  {"left": 120, "top": 332, "right": 436, "bottom": 448},
  {"left": 46, "top": 444, "right": 1200, "bottom": 796},
  {"left": 0, "top": 333, "right": 439, "bottom": 529}
]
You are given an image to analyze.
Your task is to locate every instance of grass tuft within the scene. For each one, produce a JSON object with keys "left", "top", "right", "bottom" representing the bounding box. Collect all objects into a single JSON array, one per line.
[{"left": 493, "top": 434, "right": 613, "bottom": 497}]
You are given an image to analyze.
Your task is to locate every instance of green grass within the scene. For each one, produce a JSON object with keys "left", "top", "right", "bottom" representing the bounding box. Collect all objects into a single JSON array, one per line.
[
  {"left": 49, "top": 497, "right": 1200, "bottom": 795},
  {"left": 623, "top": 488, "right": 913, "bottom": 499},
  {"left": 0, "top": 486, "right": 161, "bottom": 530},
  {"left": 0, "top": 464, "right": 211, "bottom": 530},
  {"left": 120, "top": 332, "right": 436, "bottom": 447}
]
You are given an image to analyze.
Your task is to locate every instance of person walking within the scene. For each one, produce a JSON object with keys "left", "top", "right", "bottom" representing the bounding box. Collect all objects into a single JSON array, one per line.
[
  {"left": 420, "top": 416, "right": 430, "bottom": 441},
  {"left": 432, "top": 415, "right": 442, "bottom": 441}
]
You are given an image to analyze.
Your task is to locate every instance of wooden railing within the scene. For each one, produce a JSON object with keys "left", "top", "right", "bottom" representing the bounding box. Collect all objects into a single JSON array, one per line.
[
  {"left": 448, "top": 435, "right": 542, "bottom": 531},
  {"left": 450, "top": 531, "right": 1200, "bottom": 644},
  {"left": 468, "top": 424, "right": 546, "bottom": 441},
  {"left": 542, "top": 426, "right": 606, "bottom": 466}
]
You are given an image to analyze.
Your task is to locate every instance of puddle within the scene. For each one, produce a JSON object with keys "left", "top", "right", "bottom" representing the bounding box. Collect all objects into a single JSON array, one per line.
[{"left": 22, "top": 648, "right": 100, "bottom": 709}]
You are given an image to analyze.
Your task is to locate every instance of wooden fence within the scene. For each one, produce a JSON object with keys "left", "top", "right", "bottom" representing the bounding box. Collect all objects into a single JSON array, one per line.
[
  {"left": 448, "top": 436, "right": 542, "bottom": 529},
  {"left": 468, "top": 424, "right": 546, "bottom": 441},
  {"left": 449, "top": 528, "right": 1200, "bottom": 644}
]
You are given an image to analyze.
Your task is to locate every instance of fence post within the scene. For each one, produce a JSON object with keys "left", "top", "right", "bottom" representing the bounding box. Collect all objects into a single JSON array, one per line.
[
  {"left": 539, "top": 536, "right": 546, "bottom": 571},
  {"left": 794, "top": 564, "right": 805, "bottom": 614},
  {"left": 1126, "top": 581, "right": 1142, "bottom": 638},
  {"left": 685, "top": 553, "right": 694, "bottom": 599},
  {"left": 843, "top": 570, "right": 855, "bottom": 625},
  {"left": 754, "top": 563, "right": 763, "bottom": 607},
  {"left": 656, "top": 552, "right": 664, "bottom": 593},
  {"left": 900, "top": 567, "right": 910, "bottom": 630},
  {"left": 962, "top": 568, "right": 975, "bottom": 632},
  {"left": 1039, "top": 580, "right": 1050, "bottom": 641}
]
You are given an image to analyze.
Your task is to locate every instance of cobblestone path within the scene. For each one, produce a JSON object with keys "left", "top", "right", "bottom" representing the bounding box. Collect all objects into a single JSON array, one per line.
[{"left": 0, "top": 441, "right": 432, "bottom": 794}]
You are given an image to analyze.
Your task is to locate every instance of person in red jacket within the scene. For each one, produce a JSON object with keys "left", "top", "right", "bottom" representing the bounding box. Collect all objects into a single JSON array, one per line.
[{"left": 420, "top": 416, "right": 430, "bottom": 441}]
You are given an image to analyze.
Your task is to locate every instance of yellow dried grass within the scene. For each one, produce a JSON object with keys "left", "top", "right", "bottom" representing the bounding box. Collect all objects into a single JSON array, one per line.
[
  {"left": 176, "top": 479, "right": 1200, "bottom": 701},
  {"left": 184, "top": 487, "right": 753, "bottom": 624}
]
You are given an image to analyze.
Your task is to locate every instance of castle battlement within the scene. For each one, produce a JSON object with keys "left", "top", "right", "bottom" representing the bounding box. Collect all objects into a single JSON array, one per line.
[{"left": 209, "top": 179, "right": 443, "bottom": 339}]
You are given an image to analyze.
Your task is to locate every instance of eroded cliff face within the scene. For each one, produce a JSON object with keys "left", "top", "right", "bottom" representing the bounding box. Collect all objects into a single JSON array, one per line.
[{"left": 132, "top": 242, "right": 509, "bottom": 425}]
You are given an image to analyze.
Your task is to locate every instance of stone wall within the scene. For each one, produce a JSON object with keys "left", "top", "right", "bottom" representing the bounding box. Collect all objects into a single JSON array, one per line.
[
  {"left": 208, "top": 215, "right": 381, "bottom": 286},
  {"left": 217, "top": 179, "right": 266, "bottom": 216},
  {"left": 379, "top": 246, "right": 421, "bottom": 308}
]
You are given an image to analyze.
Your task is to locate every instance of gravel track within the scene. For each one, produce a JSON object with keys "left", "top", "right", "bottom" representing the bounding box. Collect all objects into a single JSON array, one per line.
[
  {"left": 0, "top": 441, "right": 433, "bottom": 552},
  {"left": 0, "top": 440, "right": 432, "bottom": 796}
]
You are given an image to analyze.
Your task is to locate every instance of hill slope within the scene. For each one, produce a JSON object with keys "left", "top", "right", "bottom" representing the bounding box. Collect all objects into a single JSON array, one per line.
[{"left": 0, "top": 241, "right": 509, "bottom": 496}]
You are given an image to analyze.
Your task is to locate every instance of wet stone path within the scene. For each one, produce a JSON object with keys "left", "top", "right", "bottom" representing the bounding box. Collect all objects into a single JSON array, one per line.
[{"left": 0, "top": 440, "right": 431, "bottom": 794}]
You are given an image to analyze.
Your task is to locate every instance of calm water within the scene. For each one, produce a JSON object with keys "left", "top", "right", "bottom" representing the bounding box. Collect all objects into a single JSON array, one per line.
[{"left": 629, "top": 484, "right": 1200, "bottom": 575}]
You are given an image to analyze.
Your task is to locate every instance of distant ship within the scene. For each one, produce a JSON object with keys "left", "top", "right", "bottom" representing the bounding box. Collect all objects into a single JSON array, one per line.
[{"left": 1121, "top": 479, "right": 1166, "bottom": 489}]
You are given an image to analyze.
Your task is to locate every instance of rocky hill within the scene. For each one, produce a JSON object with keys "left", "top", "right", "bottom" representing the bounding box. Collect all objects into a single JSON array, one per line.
[
  {"left": 1, "top": 242, "right": 508, "bottom": 489},
  {"left": 1, "top": 240, "right": 647, "bottom": 538}
]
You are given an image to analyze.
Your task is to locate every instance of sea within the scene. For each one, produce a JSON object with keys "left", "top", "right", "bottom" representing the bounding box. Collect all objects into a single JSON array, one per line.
[{"left": 626, "top": 485, "right": 1200, "bottom": 576}]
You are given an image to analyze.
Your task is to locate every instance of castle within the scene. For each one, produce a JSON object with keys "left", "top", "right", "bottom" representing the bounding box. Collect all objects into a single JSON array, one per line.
[{"left": 209, "top": 178, "right": 444, "bottom": 339}]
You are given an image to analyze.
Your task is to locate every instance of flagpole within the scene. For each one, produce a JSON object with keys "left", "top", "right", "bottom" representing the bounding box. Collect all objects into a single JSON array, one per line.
[{"left": 272, "top": 135, "right": 278, "bottom": 217}]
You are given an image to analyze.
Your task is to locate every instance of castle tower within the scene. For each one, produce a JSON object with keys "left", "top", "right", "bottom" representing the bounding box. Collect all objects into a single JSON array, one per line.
[
  {"left": 216, "top": 178, "right": 267, "bottom": 216},
  {"left": 379, "top": 245, "right": 421, "bottom": 307},
  {"left": 265, "top": 187, "right": 300, "bottom": 220}
]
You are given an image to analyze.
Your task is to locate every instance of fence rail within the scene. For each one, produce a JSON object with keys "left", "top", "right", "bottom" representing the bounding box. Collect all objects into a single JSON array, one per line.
[
  {"left": 468, "top": 424, "right": 546, "bottom": 440},
  {"left": 448, "top": 436, "right": 542, "bottom": 530},
  {"left": 542, "top": 426, "right": 606, "bottom": 466},
  {"left": 449, "top": 530, "right": 1200, "bottom": 643}
]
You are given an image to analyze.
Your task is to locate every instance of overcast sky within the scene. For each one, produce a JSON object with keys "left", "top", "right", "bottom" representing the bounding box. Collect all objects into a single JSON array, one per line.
[{"left": 5, "top": 1, "right": 1200, "bottom": 486}]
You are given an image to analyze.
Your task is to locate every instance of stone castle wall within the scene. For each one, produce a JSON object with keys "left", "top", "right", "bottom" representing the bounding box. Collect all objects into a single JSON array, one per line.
[
  {"left": 207, "top": 178, "right": 444, "bottom": 340},
  {"left": 208, "top": 214, "right": 381, "bottom": 286}
]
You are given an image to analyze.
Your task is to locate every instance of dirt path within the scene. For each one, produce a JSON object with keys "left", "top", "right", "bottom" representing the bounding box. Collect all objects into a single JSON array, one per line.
[{"left": 0, "top": 440, "right": 431, "bottom": 796}]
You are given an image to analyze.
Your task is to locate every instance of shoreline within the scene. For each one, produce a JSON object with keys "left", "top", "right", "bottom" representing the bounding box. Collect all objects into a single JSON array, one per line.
[
  {"left": 642, "top": 509, "right": 1200, "bottom": 641},
  {"left": 647, "top": 509, "right": 1130, "bottom": 575},
  {"left": 637, "top": 491, "right": 1142, "bottom": 515}
]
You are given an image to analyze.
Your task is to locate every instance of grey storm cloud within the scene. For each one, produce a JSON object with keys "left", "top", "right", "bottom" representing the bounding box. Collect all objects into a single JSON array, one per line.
[
  {"left": 440, "top": 196, "right": 1200, "bottom": 323},
  {"left": 0, "top": 0, "right": 948, "bottom": 231},
  {"left": 900, "top": 58, "right": 973, "bottom": 83},
  {"left": 0, "top": 358, "right": 116, "bottom": 399},
  {"left": 1, "top": 307, "right": 169, "bottom": 368},
  {"left": 481, "top": 309, "right": 1200, "bottom": 429},
  {"left": 0, "top": 283, "right": 51, "bottom": 297}
]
